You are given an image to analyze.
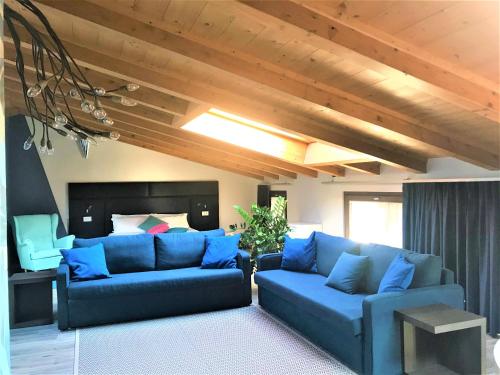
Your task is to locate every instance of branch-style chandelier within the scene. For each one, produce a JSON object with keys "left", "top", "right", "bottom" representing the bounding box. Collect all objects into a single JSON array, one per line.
[{"left": 5, "top": 0, "right": 141, "bottom": 155}]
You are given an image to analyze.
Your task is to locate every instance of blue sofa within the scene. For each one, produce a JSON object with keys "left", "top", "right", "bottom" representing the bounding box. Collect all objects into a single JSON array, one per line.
[
  {"left": 57, "top": 230, "right": 251, "bottom": 330},
  {"left": 255, "top": 232, "right": 464, "bottom": 375}
]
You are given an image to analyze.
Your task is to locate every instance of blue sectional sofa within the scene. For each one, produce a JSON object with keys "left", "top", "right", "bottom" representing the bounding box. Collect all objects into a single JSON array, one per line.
[
  {"left": 57, "top": 230, "right": 251, "bottom": 330},
  {"left": 255, "top": 232, "right": 464, "bottom": 375}
]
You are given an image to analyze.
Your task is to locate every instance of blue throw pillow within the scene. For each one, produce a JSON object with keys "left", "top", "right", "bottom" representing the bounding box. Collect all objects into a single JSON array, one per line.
[
  {"left": 60, "top": 243, "right": 110, "bottom": 281},
  {"left": 201, "top": 234, "right": 240, "bottom": 269},
  {"left": 404, "top": 252, "right": 441, "bottom": 288},
  {"left": 378, "top": 254, "right": 416, "bottom": 293},
  {"left": 325, "top": 252, "right": 368, "bottom": 294},
  {"left": 281, "top": 232, "right": 317, "bottom": 273},
  {"left": 155, "top": 229, "right": 225, "bottom": 270},
  {"left": 74, "top": 234, "right": 155, "bottom": 274}
]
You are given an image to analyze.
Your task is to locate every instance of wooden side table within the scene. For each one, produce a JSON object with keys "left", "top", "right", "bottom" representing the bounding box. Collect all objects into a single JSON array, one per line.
[
  {"left": 396, "top": 304, "right": 486, "bottom": 375},
  {"left": 8, "top": 269, "right": 56, "bottom": 328}
]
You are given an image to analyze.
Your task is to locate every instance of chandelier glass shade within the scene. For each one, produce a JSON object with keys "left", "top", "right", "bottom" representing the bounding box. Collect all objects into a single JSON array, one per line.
[{"left": 5, "top": 0, "right": 141, "bottom": 155}]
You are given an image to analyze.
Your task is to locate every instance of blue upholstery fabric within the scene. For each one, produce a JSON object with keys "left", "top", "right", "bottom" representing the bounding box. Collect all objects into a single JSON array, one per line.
[
  {"left": 404, "top": 252, "right": 442, "bottom": 288},
  {"left": 202, "top": 234, "right": 240, "bottom": 269},
  {"left": 74, "top": 234, "right": 155, "bottom": 274},
  {"left": 68, "top": 267, "right": 243, "bottom": 299},
  {"left": 363, "top": 284, "right": 464, "bottom": 375},
  {"left": 155, "top": 232, "right": 206, "bottom": 270},
  {"left": 257, "top": 252, "right": 283, "bottom": 271},
  {"left": 258, "top": 287, "right": 364, "bottom": 374},
  {"left": 57, "top": 248, "right": 252, "bottom": 330},
  {"left": 378, "top": 254, "right": 415, "bottom": 293},
  {"left": 200, "top": 228, "right": 226, "bottom": 237},
  {"left": 255, "top": 270, "right": 367, "bottom": 336},
  {"left": 256, "top": 233, "right": 465, "bottom": 375},
  {"left": 281, "top": 232, "right": 317, "bottom": 273},
  {"left": 441, "top": 268, "right": 455, "bottom": 284},
  {"left": 359, "top": 243, "right": 403, "bottom": 294},
  {"left": 57, "top": 261, "right": 70, "bottom": 330},
  {"left": 315, "top": 232, "right": 360, "bottom": 277},
  {"left": 325, "top": 253, "right": 368, "bottom": 294},
  {"left": 60, "top": 243, "right": 110, "bottom": 281},
  {"left": 155, "top": 229, "right": 225, "bottom": 270}
]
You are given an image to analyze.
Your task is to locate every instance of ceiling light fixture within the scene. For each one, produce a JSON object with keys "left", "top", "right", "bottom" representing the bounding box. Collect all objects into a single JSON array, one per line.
[{"left": 4, "top": 0, "right": 141, "bottom": 155}]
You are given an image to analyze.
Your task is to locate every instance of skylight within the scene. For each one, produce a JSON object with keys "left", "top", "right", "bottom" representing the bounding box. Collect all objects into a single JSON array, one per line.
[{"left": 182, "top": 109, "right": 307, "bottom": 160}]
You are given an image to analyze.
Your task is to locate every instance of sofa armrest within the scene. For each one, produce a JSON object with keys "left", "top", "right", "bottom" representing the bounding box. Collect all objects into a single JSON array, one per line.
[
  {"left": 57, "top": 261, "right": 71, "bottom": 330},
  {"left": 236, "top": 250, "right": 252, "bottom": 305},
  {"left": 362, "top": 284, "right": 464, "bottom": 375},
  {"left": 256, "top": 252, "right": 283, "bottom": 271},
  {"left": 16, "top": 240, "right": 34, "bottom": 266},
  {"left": 441, "top": 267, "right": 455, "bottom": 284},
  {"left": 54, "top": 234, "right": 75, "bottom": 250}
]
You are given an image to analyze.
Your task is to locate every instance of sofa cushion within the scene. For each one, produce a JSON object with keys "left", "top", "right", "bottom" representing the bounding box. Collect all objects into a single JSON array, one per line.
[
  {"left": 359, "top": 243, "right": 403, "bottom": 294},
  {"left": 281, "top": 232, "right": 317, "bottom": 273},
  {"left": 378, "top": 253, "right": 415, "bottom": 293},
  {"left": 255, "top": 269, "right": 367, "bottom": 336},
  {"left": 61, "top": 243, "right": 110, "bottom": 281},
  {"left": 155, "top": 229, "right": 225, "bottom": 270},
  {"left": 326, "top": 253, "right": 368, "bottom": 294},
  {"left": 68, "top": 267, "right": 243, "bottom": 300},
  {"left": 404, "top": 252, "right": 442, "bottom": 288},
  {"left": 74, "top": 234, "right": 155, "bottom": 274},
  {"left": 202, "top": 234, "right": 240, "bottom": 269},
  {"left": 315, "top": 232, "right": 360, "bottom": 277}
]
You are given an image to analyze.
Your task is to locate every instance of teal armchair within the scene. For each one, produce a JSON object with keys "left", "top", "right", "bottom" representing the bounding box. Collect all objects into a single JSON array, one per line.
[{"left": 12, "top": 214, "right": 75, "bottom": 271}]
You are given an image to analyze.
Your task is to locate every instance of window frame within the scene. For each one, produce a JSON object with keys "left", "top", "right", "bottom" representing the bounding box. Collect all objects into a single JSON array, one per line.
[{"left": 343, "top": 191, "right": 403, "bottom": 239}]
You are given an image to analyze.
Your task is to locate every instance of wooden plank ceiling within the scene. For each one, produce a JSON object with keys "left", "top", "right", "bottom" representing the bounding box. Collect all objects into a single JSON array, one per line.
[{"left": 4, "top": 0, "right": 499, "bottom": 180}]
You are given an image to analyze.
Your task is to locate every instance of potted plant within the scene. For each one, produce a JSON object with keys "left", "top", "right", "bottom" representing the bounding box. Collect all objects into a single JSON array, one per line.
[{"left": 233, "top": 197, "right": 290, "bottom": 271}]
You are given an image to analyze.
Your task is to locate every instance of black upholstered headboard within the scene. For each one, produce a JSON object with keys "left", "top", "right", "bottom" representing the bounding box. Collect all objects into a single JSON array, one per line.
[{"left": 68, "top": 181, "right": 219, "bottom": 238}]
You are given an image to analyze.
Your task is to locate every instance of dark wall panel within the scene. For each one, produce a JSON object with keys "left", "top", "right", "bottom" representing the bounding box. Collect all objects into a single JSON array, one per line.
[
  {"left": 68, "top": 181, "right": 219, "bottom": 238},
  {"left": 6, "top": 115, "right": 66, "bottom": 274}
]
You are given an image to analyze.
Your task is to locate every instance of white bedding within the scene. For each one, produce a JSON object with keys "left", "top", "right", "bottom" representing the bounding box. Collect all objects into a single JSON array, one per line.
[{"left": 110, "top": 213, "right": 194, "bottom": 235}]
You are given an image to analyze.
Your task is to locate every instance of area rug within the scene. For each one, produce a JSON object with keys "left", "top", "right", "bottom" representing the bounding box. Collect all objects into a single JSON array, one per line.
[{"left": 75, "top": 306, "right": 355, "bottom": 375}]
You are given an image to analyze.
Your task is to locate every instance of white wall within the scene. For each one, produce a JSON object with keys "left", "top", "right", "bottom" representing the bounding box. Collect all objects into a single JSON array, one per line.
[
  {"left": 276, "top": 158, "right": 500, "bottom": 236},
  {"left": 36, "top": 131, "right": 259, "bottom": 232}
]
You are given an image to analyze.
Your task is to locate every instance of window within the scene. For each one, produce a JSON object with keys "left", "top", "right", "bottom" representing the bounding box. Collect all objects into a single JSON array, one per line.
[
  {"left": 269, "top": 191, "right": 287, "bottom": 218},
  {"left": 344, "top": 192, "right": 403, "bottom": 247}
]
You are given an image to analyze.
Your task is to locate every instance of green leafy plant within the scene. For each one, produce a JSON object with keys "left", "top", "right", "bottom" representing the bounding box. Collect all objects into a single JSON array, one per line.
[{"left": 233, "top": 197, "right": 290, "bottom": 270}]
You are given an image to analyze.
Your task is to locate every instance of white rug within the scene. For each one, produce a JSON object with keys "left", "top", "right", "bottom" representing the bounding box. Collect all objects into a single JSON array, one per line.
[{"left": 75, "top": 306, "right": 355, "bottom": 375}]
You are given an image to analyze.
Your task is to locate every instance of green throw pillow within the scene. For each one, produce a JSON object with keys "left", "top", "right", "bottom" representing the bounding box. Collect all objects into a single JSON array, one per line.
[
  {"left": 167, "top": 227, "right": 189, "bottom": 233},
  {"left": 138, "top": 215, "right": 169, "bottom": 234}
]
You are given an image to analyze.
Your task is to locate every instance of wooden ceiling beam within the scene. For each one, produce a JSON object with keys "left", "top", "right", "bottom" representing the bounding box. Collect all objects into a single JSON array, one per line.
[
  {"left": 3, "top": 64, "right": 176, "bottom": 125},
  {"left": 71, "top": 116, "right": 274, "bottom": 180},
  {"left": 172, "top": 103, "right": 211, "bottom": 129},
  {"left": 3, "top": 12, "right": 426, "bottom": 172},
  {"left": 119, "top": 137, "right": 266, "bottom": 181},
  {"left": 241, "top": 0, "right": 499, "bottom": 123},
  {"left": 309, "top": 165, "right": 346, "bottom": 177},
  {"left": 4, "top": 83, "right": 290, "bottom": 180},
  {"left": 32, "top": 0, "right": 498, "bottom": 170},
  {"left": 9, "top": 101, "right": 267, "bottom": 181},
  {"left": 4, "top": 60, "right": 311, "bottom": 178},
  {"left": 343, "top": 162, "right": 381, "bottom": 175},
  {"left": 3, "top": 38, "right": 190, "bottom": 118}
]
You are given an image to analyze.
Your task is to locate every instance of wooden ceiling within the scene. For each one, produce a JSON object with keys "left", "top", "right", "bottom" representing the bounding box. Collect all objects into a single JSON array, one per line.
[{"left": 4, "top": 0, "right": 500, "bottom": 180}]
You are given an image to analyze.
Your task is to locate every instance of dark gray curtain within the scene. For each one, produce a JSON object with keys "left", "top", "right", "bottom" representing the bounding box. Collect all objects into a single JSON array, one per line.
[{"left": 403, "top": 181, "right": 500, "bottom": 336}]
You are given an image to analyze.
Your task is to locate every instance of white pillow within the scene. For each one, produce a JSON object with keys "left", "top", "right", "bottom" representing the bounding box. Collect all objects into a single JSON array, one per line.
[
  {"left": 155, "top": 213, "right": 190, "bottom": 229},
  {"left": 111, "top": 215, "right": 148, "bottom": 234}
]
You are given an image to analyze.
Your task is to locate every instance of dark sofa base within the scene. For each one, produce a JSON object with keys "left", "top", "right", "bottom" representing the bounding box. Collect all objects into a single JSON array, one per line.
[
  {"left": 258, "top": 287, "right": 363, "bottom": 373},
  {"left": 63, "top": 283, "right": 251, "bottom": 330}
]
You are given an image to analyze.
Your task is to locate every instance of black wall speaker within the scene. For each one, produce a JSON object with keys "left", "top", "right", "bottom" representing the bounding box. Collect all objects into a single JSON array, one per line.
[{"left": 257, "top": 185, "right": 270, "bottom": 207}]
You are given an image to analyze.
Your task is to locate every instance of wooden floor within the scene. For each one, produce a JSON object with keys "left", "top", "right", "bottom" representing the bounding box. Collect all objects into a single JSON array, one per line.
[{"left": 9, "top": 290, "right": 500, "bottom": 375}]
